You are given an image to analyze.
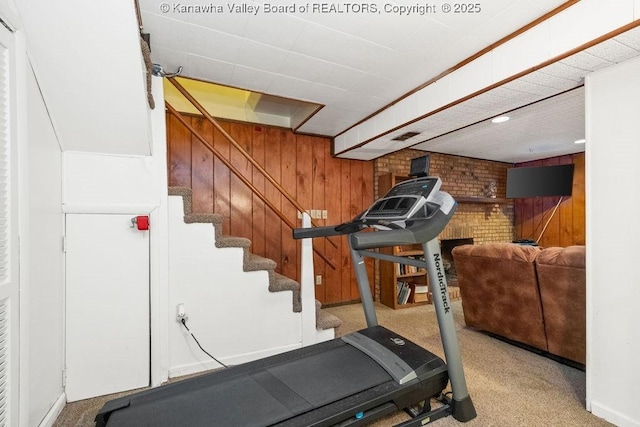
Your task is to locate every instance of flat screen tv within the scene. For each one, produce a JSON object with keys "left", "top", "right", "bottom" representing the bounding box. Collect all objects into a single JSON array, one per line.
[{"left": 506, "top": 164, "right": 574, "bottom": 198}]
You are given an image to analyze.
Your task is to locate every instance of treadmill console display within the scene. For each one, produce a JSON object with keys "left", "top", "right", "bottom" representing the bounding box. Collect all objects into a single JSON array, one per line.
[
  {"left": 384, "top": 176, "right": 439, "bottom": 198},
  {"left": 360, "top": 177, "right": 441, "bottom": 222}
]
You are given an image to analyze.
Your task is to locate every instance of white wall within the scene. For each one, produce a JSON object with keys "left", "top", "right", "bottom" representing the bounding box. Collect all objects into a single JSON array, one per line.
[
  {"left": 15, "top": 0, "right": 151, "bottom": 156},
  {"left": 61, "top": 75, "right": 170, "bottom": 388},
  {"left": 18, "top": 55, "right": 65, "bottom": 424},
  {"left": 62, "top": 152, "right": 158, "bottom": 210},
  {"left": 586, "top": 56, "right": 640, "bottom": 427},
  {"left": 166, "top": 197, "right": 302, "bottom": 377}
]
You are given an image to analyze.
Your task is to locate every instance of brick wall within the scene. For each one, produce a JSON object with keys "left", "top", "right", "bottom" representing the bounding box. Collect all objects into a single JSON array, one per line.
[{"left": 373, "top": 149, "right": 515, "bottom": 300}]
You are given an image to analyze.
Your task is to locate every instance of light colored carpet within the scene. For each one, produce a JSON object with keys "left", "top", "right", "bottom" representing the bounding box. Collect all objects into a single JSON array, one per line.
[
  {"left": 53, "top": 300, "right": 612, "bottom": 427},
  {"left": 327, "top": 301, "right": 610, "bottom": 427}
]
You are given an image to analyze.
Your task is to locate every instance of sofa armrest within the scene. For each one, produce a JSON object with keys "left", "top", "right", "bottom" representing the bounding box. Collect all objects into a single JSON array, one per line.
[
  {"left": 536, "top": 245, "right": 586, "bottom": 364},
  {"left": 452, "top": 243, "right": 547, "bottom": 351}
]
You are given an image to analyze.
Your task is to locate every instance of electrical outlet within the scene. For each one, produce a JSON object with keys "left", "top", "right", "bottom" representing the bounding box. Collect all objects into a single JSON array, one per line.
[
  {"left": 176, "top": 303, "right": 188, "bottom": 322},
  {"left": 315, "top": 275, "right": 322, "bottom": 286}
]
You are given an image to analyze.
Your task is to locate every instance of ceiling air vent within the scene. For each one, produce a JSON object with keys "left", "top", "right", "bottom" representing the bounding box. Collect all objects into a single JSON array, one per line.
[{"left": 392, "top": 132, "right": 420, "bottom": 141}]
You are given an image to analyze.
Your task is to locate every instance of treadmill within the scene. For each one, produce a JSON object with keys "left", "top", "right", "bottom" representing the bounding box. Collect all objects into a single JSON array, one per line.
[{"left": 95, "top": 174, "right": 476, "bottom": 427}]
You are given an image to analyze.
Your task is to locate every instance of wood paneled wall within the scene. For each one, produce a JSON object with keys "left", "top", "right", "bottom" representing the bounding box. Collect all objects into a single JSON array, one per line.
[
  {"left": 513, "top": 152, "right": 585, "bottom": 247},
  {"left": 166, "top": 112, "right": 374, "bottom": 305}
]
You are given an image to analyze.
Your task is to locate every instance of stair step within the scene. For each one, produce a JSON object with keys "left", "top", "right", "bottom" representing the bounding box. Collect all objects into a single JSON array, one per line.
[
  {"left": 216, "top": 235, "right": 251, "bottom": 249},
  {"left": 317, "top": 309, "right": 343, "bottom": 331},
  {"left": 168, "top": 187, "right": 194, "bottom": 215},
  {"left": 315, "top": 300, "right": 342, "bottom": 331},
  {"left": 272, "top": 273, "right": 301, "bottom": 313},
  {"left": 184, "top": 213, "right": 224, "bottom": 225},
  {"left": 271, "top": 272, "right": 300, "bottom": 293},
  {"left": 243, "top": 253, "right": 277, "bottom": 272}
]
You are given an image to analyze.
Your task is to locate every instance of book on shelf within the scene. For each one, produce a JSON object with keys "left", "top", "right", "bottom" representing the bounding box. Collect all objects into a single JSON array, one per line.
[
  {"left": 396, "top": 281, "right": 407, "bottom": 304},
  {"left": 413, "top": 292, "right": 428, "bottom": 303},
  {"left": 397, "top": 281, "right": 418, "bottom": 305},
  {"left": 412, "top": 284, "right": 429, "bottom": 303},
  {"left": 414, "top": 285, "right": 429, "bottom": 294},
  {"left": 396, "top": 257, "right": 426, "bottom": 276}
]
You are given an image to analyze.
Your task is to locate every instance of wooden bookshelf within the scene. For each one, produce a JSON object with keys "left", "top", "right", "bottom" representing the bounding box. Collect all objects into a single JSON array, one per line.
[
  {"left": 378, "top": 173, "right": 430, "bottom": 309},
  {"left": 379, "top": 244, "right": 430, "bottom": 309}
]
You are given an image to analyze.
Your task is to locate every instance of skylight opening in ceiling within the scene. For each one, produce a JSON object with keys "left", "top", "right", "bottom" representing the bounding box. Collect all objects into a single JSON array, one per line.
[{"left": 163, "top": 77, "right": 322, "bottom": 130}]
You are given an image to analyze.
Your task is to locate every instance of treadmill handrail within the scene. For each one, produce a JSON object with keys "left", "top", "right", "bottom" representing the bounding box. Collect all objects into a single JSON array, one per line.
[
  {"left": 349, "top": 202, "right": 457, "bottom": 250},
  {"left": 292, "top": 224, "right": 346, "bottom": 240},
  {"left": 293, "top": 185, "right": 456, "bottom": 246}
]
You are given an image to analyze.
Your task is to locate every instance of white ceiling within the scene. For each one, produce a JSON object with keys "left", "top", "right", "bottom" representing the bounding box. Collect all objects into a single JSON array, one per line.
[
  {"left": 365, "top": 25, "right": 640, "bottom": 162},
  {"left": 139, "top": 0, "right": 640, "bottom": 163},
  {"left": 413, "top": 87, "right": 586, "bottom": 163}
]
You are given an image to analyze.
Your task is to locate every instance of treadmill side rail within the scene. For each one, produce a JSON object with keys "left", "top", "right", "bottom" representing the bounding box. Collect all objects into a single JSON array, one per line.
[
  {"left": 342, "top": 326, "right": 447, "bottom": 385},
  {"left": 342, "top": 332, "right": 416, "bottom": 384}
]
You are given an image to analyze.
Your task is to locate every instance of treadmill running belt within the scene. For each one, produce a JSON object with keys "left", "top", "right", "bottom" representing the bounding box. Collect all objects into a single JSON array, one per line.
[
  {"left": 105, "top": 344, "right": 392, "bottom": 427},
  {"left": 267, "top": 345, "right": 391, "bottom": 406},
  {"left": 108, "top": 375, "right": 293, "bottom": 427}
]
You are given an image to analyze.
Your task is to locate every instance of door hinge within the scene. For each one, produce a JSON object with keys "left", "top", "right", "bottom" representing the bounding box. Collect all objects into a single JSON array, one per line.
[
  {"left": 62, "top": 236, "right": 68, "bottom": 253},
  {"left": 62, "top": 368, "right": 67, "bottom": 387}
]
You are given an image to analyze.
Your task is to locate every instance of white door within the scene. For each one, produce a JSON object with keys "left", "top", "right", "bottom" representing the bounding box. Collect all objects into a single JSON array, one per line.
[{"left": 65, "top": 213, "right": 150, "bottom": 401}]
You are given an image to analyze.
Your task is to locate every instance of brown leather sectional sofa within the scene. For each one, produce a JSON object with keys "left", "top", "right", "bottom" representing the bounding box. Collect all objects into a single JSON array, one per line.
[{"left": 452, "top": 243, "right": 586, "bottom": 365}]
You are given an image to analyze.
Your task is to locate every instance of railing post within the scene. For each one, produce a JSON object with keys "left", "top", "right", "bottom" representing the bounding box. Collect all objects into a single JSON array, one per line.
[{"left": 299, "top": 213, "right": 317, "bottom": 346}]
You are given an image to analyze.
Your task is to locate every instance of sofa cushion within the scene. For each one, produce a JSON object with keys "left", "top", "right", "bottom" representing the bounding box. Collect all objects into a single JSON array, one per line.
[
  {"left": 452, "top": 243, "right": 548, "bottom": 351},
  {"left": 536, "top": 245, "right": 586, "bottom": 364}
]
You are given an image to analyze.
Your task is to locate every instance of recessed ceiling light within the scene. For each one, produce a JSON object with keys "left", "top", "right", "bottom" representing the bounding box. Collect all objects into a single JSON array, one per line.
[
  {"left": 574, "top": 138, "right": 586, "bottom": 144},
  {"left": 491, "top": 116, "right": 510, "bottom": 124}
]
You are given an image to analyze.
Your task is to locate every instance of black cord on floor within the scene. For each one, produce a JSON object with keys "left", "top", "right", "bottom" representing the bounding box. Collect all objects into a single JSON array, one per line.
[{"left": 180, "top": 318, "right": 228, "bottom": 368}]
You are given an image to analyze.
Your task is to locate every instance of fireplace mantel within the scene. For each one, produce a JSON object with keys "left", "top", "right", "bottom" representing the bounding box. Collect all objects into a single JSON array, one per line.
[{"left": 456, "top": 196, "right": 510, "bottom": 204}]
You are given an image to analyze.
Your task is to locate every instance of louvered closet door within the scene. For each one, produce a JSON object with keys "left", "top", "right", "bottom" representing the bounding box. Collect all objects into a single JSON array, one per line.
[{"left": 0, "top": 23, "right": 19, "bottom": 426}]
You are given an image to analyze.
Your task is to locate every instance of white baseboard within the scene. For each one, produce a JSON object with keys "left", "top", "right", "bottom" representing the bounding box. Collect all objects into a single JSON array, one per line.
[
  {"left": 168, "top": 343, "right": 301, "bottom": 379},
  {"left": 38, "top": 392, "right": 67, "bottom": 427},
  {"left": 590, "top": 401, "right": 640, "bottom": 427}
]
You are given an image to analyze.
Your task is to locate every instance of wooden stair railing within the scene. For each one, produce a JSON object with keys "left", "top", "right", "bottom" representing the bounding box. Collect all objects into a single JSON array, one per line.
[
  {"left": 167, "top": 77, "right": 338, "bottom": 253},
  {"left": 165, "top": 101, "right": 337, "bottom": 270}
]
